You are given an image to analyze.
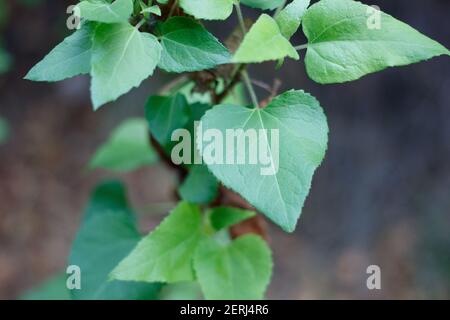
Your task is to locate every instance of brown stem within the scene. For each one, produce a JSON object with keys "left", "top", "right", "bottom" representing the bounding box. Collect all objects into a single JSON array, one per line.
[{"left": 215, "top": 64, "right": 246, "bottom": 104}]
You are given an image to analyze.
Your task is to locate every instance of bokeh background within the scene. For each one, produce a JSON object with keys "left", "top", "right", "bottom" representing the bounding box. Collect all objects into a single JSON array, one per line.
[{"left": 0, "top": 0, "right": 449, "bottom": 299}]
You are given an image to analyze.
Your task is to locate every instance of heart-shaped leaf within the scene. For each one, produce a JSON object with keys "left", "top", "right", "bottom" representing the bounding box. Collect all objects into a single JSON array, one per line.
[
  {"left": 91, "top": 23, "right": 162, "bottom": 109},
  {"left": 111, "top": 202, "right": 204, "bottom": 283},
  {"left": 198, "top": 90, "right": 328, "bottom": 232},
  {"left": 194, "top": 235, "right": 272, "bottom": 300}
]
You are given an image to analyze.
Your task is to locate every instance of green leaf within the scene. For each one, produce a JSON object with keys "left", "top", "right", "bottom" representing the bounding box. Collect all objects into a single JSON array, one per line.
[
  {"left": 145, "top": 93, "right": 190, "bottom": 147},
  {"left": 210, "top": 207, "right": 256, "bottom": 231},
  {"left": 77, "top": 0, "right": 133, "bottom": 23},
  {"left": 241, "top": 0, "right": 284, "bottom": 10},
  {"left": 111, "top": 202, "right": 204, "bottom": 283},
  {"left": 141, "top": 5, "right": 161, "bottom": 16},
  {"left": 91, "top": 23, "right": 162, "bottom": 109},
  {"left": 24, "top": 22, "right": 95, "bottom": 82},
  {"left": 179, "top": 165, "right": 219, "bottom": 204},
  {"left": 194, "top": 235, "right": 272, "bottom": 300},
  {"left": 233, "top": 14, "right": 299, "bottom": 63},
  {"left": 89, "top": 118, "right": 157, "bottom": 172},
  {"left": 21, "top": 273, "right": 71, "bottom": 300},
  {"left": 275, "top": 0, "right": 310, "bottom": 39},
  {"left": 302, "top": 0, "right": 450, "bottom": 84},
  {"left": 198, "top": 90, "right": 328, "bottom": 232},
  {"left": 158, "top": 17, "right": 231, "bottom": 73},
  {"left": 69, "top": 181, "right": 162, "bottom": 299},
  {"left": 179, "top": 0, "right": 234, "bottom": 20}
]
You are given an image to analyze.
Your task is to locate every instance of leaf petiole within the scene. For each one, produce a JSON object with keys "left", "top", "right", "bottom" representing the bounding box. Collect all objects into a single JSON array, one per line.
[
  {"left": 135, "top": 18, "right": 146, "bottom": 29},
  {"left": 294, "top": 44, "right": 308, "bottom": 51}
]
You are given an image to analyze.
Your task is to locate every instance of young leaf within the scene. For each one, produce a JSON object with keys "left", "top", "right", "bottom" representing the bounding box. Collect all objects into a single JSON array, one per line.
[
  {"left": 145, "top": 93, "right": 190, "bottom": 147},
  {"left": 90, "top": 23, "right": 162, "bottom": 109},
  {"left": 179, "top": 0, "right": 234, "bottom": 21},
  {"left": 141, "top": 5, "right": 161, "bottom": 16},
  {"left": 209, "top": 207, "right": 256, "bottom": 231},
  {"left": 24, "top": 22, "right": 95, "bottom": 82},
  {"left": 275, "top": 0, "right": 310, "bottom": 39},
  {"left": 69, "top": 181, "right": 162, "bottom": 300},
  {"left": 0, "top": 46, "right": 11, "bottom": 74},
  {"left": 77, "top": 0, "right": 133, "bottom": 24},
  {"left": 241, "top": 0, "right": 285, "bottom": 10},
  {"left": 233, "top": 14, "right": 299, "bottom": 63},
  {"left": 194, "top": 235, "right": 273, "bottom": 300},
  {"left": 178, "top": 165, "right": 219, "bottom": 204},
  {"left": 157, "top": 17, "right": 231, "bottom": 73},
  {"left": 302, "top": 0, "right": 450, "bottom": 84},
  {"left": 198, "top": 90, "right": 328, "bottom": 232},
  {"left": 89, "top": 118, "right": 158, "bottom": 172},
  {"left": 111, "top": 202, "right": 204, "bottom": 283}
]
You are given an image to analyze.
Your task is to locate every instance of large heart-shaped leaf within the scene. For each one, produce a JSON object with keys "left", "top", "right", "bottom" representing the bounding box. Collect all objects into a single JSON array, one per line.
[
  {"left": 194, "top": 235, "right": 272, "bottom": 300},
  {"left": 302, "top": 0, "right": 450, "bottom": 84},
  {"left": 198, "top": 90, "right": 328, "bottom": 232},
  {"left": 91, "top": 23, "right": 162, "bottom": 109}
]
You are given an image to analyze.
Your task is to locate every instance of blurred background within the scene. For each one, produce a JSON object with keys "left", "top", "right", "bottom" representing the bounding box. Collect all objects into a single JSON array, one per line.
[{"left": 0, "top": 0, "right": 449, "bottom": 299}]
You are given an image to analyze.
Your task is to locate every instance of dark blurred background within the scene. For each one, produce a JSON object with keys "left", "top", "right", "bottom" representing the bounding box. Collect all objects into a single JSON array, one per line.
[{"left": 0, "top": 0, "right": 449, "bottom": 299}]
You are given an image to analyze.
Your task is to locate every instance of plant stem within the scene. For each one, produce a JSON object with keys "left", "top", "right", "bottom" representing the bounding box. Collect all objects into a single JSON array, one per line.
[
  {"left": 216, "top": 64, "right": 245, "bottom": 103},
  {"left": 294, "top": 44, "right": 308, "bottom": 51},
  {"left": 242, "top": 70, "right": 259, "bottom": 108},
  {"left": 234, "top": 3, "right": 259, "bottom": 108},
  {"left": 159, "top": 75, "right": 189, "bottom": 95},
  {"left": 168, "top": 0, "right": 178, "bottom": 18},
  {"left": 234, "top": 2, "right": 247, "bottom": 34},
  {"left": 135, "top": 18, "right": 146, "bottom": 29},
  {"left": 274, "top": 0, "right": 287, "bottom": 16}
]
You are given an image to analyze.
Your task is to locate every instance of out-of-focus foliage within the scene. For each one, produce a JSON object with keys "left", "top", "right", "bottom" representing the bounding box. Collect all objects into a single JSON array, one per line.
[
  {"left": 21, "top": 273, "right": 71, "bottom": 300},
  {"left": 0, "top": 117, "right": 9, "bottom": 144}
]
